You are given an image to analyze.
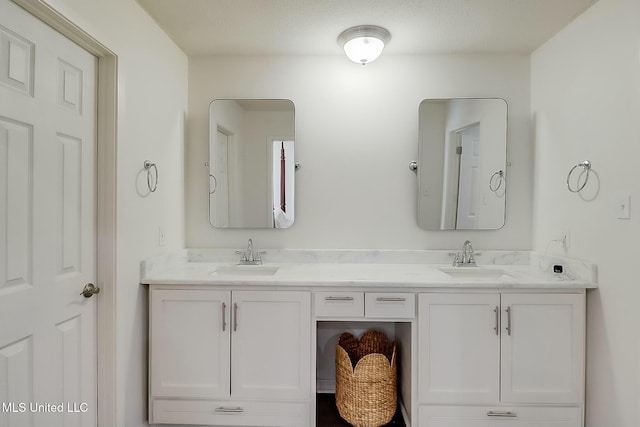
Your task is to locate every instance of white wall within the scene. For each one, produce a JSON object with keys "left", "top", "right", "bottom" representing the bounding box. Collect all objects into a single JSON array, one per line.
[
  {"left": 40, "top": 1, "right": 188, "bottom": 426},
  {"left": 187, "top": 54, "right": 532, "bottom": 250},
  {"left": 531, "top": 0, "right": 640, "bottom": 425}
]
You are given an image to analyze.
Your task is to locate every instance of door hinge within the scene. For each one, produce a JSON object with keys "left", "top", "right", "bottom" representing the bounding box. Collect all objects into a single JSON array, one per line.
[{"left": 456, "top": 146, "right": 463, "bottom": 155}]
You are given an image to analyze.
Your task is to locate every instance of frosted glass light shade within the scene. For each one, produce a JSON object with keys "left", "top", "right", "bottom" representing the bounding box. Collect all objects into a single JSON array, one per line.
[
  {"left": 343, "top": 37, "right": 385, "bottom": 64},
  {"left": 338, "top": 25, "right": 391, "bottom": 65}
]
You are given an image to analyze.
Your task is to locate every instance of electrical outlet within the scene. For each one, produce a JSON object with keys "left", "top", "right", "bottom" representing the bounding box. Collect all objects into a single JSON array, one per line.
[{"left": 159, "top": 227, "right": 167, "bottom": 247}]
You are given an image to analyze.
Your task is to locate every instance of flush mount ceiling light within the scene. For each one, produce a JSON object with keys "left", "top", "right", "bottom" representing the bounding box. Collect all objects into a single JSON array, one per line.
[{"left": 337, "top": 25, "right": 391, "bottom": 65}]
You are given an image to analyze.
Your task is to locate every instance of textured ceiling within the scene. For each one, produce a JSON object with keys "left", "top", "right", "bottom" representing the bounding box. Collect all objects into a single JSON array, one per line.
[{"left": 137, "top": 0, "right": 598, "bottom": 56}]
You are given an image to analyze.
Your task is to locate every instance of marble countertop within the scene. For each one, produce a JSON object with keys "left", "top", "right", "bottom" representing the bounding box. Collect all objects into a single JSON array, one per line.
[{"left": 140, "top": 249, "right": 597, "bottom": 289}]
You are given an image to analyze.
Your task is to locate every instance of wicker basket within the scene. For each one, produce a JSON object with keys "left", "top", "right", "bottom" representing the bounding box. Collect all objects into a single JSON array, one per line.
[{"left": 335, "top": 330, "right": 397, "bottom": 427}]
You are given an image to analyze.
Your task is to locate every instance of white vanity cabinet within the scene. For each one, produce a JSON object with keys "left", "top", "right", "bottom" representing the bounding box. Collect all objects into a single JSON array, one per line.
[
  {"left": 418, "top": 292, "right": 585, "bottom": 427},
  {"left": 149, "top": 288, "right": 311, "bottom": 426}
]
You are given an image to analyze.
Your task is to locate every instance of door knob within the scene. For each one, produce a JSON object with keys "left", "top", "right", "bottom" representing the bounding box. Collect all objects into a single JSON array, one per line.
[{"left": 81, "top": 283, "right": 101, "bottom": 298}]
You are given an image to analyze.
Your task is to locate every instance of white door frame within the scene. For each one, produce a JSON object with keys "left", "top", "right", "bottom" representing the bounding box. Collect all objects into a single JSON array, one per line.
[{"left": 11, "top": 1, "right": 118, "bottom": 425}]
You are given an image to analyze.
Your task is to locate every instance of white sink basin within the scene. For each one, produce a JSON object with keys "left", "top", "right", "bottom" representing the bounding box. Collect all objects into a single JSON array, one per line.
[
  {"left": 210, "top": 265, "right": 279, "bottom": 277},
  {"left": 439, "top": 267, "right": 511, "bottom": 279}
]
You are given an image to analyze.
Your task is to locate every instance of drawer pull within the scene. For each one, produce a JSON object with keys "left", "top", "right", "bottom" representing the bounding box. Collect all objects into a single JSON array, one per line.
[
  {"left": 325, "top": 296, "right": 354, "bottom": 301},
  {"left": 376, "top": 297, "right": 406, "bottom": 302},
  {"left": 505, "top": 306, "right": 512, "bottom": 335},
  {"left": 487, "top": 411, "right": 517, "bottom": 418},
  {"left": 215, "top": 406, "right": 244, "bottom": 414},
  {"left": 493, "top": 306, "right": 499, "bottom": 335}
]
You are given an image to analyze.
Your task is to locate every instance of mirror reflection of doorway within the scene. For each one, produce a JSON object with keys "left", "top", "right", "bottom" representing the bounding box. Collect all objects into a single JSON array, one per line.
[{"left": 442, "top": 123, "right": 480, "bottom": 229}]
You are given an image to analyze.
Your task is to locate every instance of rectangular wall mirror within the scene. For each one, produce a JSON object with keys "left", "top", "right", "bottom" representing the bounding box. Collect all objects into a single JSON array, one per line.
[
  {"left": 417, "top": 98, "right": 507, "bottom": 230},
  {"left": 209, "top": 99, "right": 295, "bottom": 228}
]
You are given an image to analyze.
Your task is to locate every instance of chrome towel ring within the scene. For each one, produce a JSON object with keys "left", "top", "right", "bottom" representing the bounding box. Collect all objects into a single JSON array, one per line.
[
  {"left": 489, "top": 170, "right": 504, "bottom": 192},
  {"left": 566, "top": 160, "right": 591, "bottom": 193},
  {"left": 209, "top": 174, "right": 217, "bottom": 194},
  {"left": 144, "top": 160, "right": 158, "bottom": 193}
]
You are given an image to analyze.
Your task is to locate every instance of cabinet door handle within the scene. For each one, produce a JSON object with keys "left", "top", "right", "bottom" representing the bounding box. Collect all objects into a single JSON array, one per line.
[
  {"left": 233, "top": 303, "right": 238, "bottom": 331},
  {"left": 493, "top": 306, "right": 499, "bottom": 335},
  {"left": 325, "top": 296, "right": 354, "bottom": 301},
  {"left": 376, "top": 297, "right": 406, "bottom": 302},
  {"left": 215, "top": 406, "right": 244, "bottom": 414},
  {"left": 221, "top": 302, "right": 227, "bottom": 331},
  {"left": 505, "top": 306, "right": 512, "bottom": 335},
  {"left": 487, "top": 411, "right": 517, "bottom": 418}
]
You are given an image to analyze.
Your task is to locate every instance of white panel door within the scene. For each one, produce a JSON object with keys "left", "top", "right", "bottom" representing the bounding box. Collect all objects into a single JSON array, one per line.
[
  {"left": 0, "top": 1, "right": 97, "bottom": 426},
  {"left": 418, "top": 293, "right": 500, "bottom": 404},
  {"left": 231, "top": 291, "right": 311, "bottom": 400},
  {"left": 456, "top": 124, "right": 480, "bottom": 229},
  {"left": 501, "top": 294, "right": 585, "bottom": 404},
  {"left": 150, "top": 290, "right": 231, "bottom": 399}
]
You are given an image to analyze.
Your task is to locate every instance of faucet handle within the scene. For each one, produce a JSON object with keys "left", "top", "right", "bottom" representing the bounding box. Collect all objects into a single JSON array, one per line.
[
  {"left": 451, "top": 253, "right": 460, "bottom": 266},
  {"left": 235, "top": 250, "right": 248, "bottom": 261},
  {"left": 255, "top": 251, "right": 267, "bottom": 265}
]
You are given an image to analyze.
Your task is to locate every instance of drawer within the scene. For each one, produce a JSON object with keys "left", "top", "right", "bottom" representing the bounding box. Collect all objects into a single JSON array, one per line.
[
  {"left": 365, "top": 293, "right": 415, "bottom": 318},
  {"left": 418, "top": 405, "right": 582, "bottom": 427},
  {"left": 315, "top": 292, "right": 364, "bottom": 317},
  {"left": 152, "top": 399, "right": 311, "bottom": 426}
]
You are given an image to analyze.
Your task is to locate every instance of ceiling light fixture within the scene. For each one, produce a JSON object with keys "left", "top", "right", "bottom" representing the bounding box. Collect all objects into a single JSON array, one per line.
[{"left": 337, "top": 25, "right": 391, "bottom": 65}]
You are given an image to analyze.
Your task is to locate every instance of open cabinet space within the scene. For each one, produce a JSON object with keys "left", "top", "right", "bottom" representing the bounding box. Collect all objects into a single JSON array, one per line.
[{"left": 316, "top": 321, "right": 414, "bottom": 427}]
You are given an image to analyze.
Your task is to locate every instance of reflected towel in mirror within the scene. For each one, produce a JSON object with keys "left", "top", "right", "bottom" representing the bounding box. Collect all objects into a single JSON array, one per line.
[{"left": 274, "top": 208, "right": 293, "bottom": 228}]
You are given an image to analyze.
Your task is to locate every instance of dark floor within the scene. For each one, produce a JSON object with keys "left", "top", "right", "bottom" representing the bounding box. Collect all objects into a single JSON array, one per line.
[{"left": 316, "top": 393, "right": 406, "bottom": 427}]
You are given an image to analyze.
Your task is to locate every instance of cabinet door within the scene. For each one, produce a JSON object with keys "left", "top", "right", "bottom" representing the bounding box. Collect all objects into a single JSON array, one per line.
[
  {"left": 150, "top": 289, "right": 231, "bottom": 399},
  {"left": 231, "top": 291, "right": 311, "bottom": 400},
  {"left": 418, "top": 293, "right": 501, "bottom": 404},
  {"left": 501, "top": 293, "right": 585, "bottom": 404}
]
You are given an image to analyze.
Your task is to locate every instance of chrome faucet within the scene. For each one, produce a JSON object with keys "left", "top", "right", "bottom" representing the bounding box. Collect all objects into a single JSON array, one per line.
[
  {"left": 452, "top": 240, "right": 477, "bottom": 267},
  {"left": 236, "top": 239, "right": 264, "bottom": 265},
  {"left": 247, "top": 238, "right": 254, "bottom": 262}
]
